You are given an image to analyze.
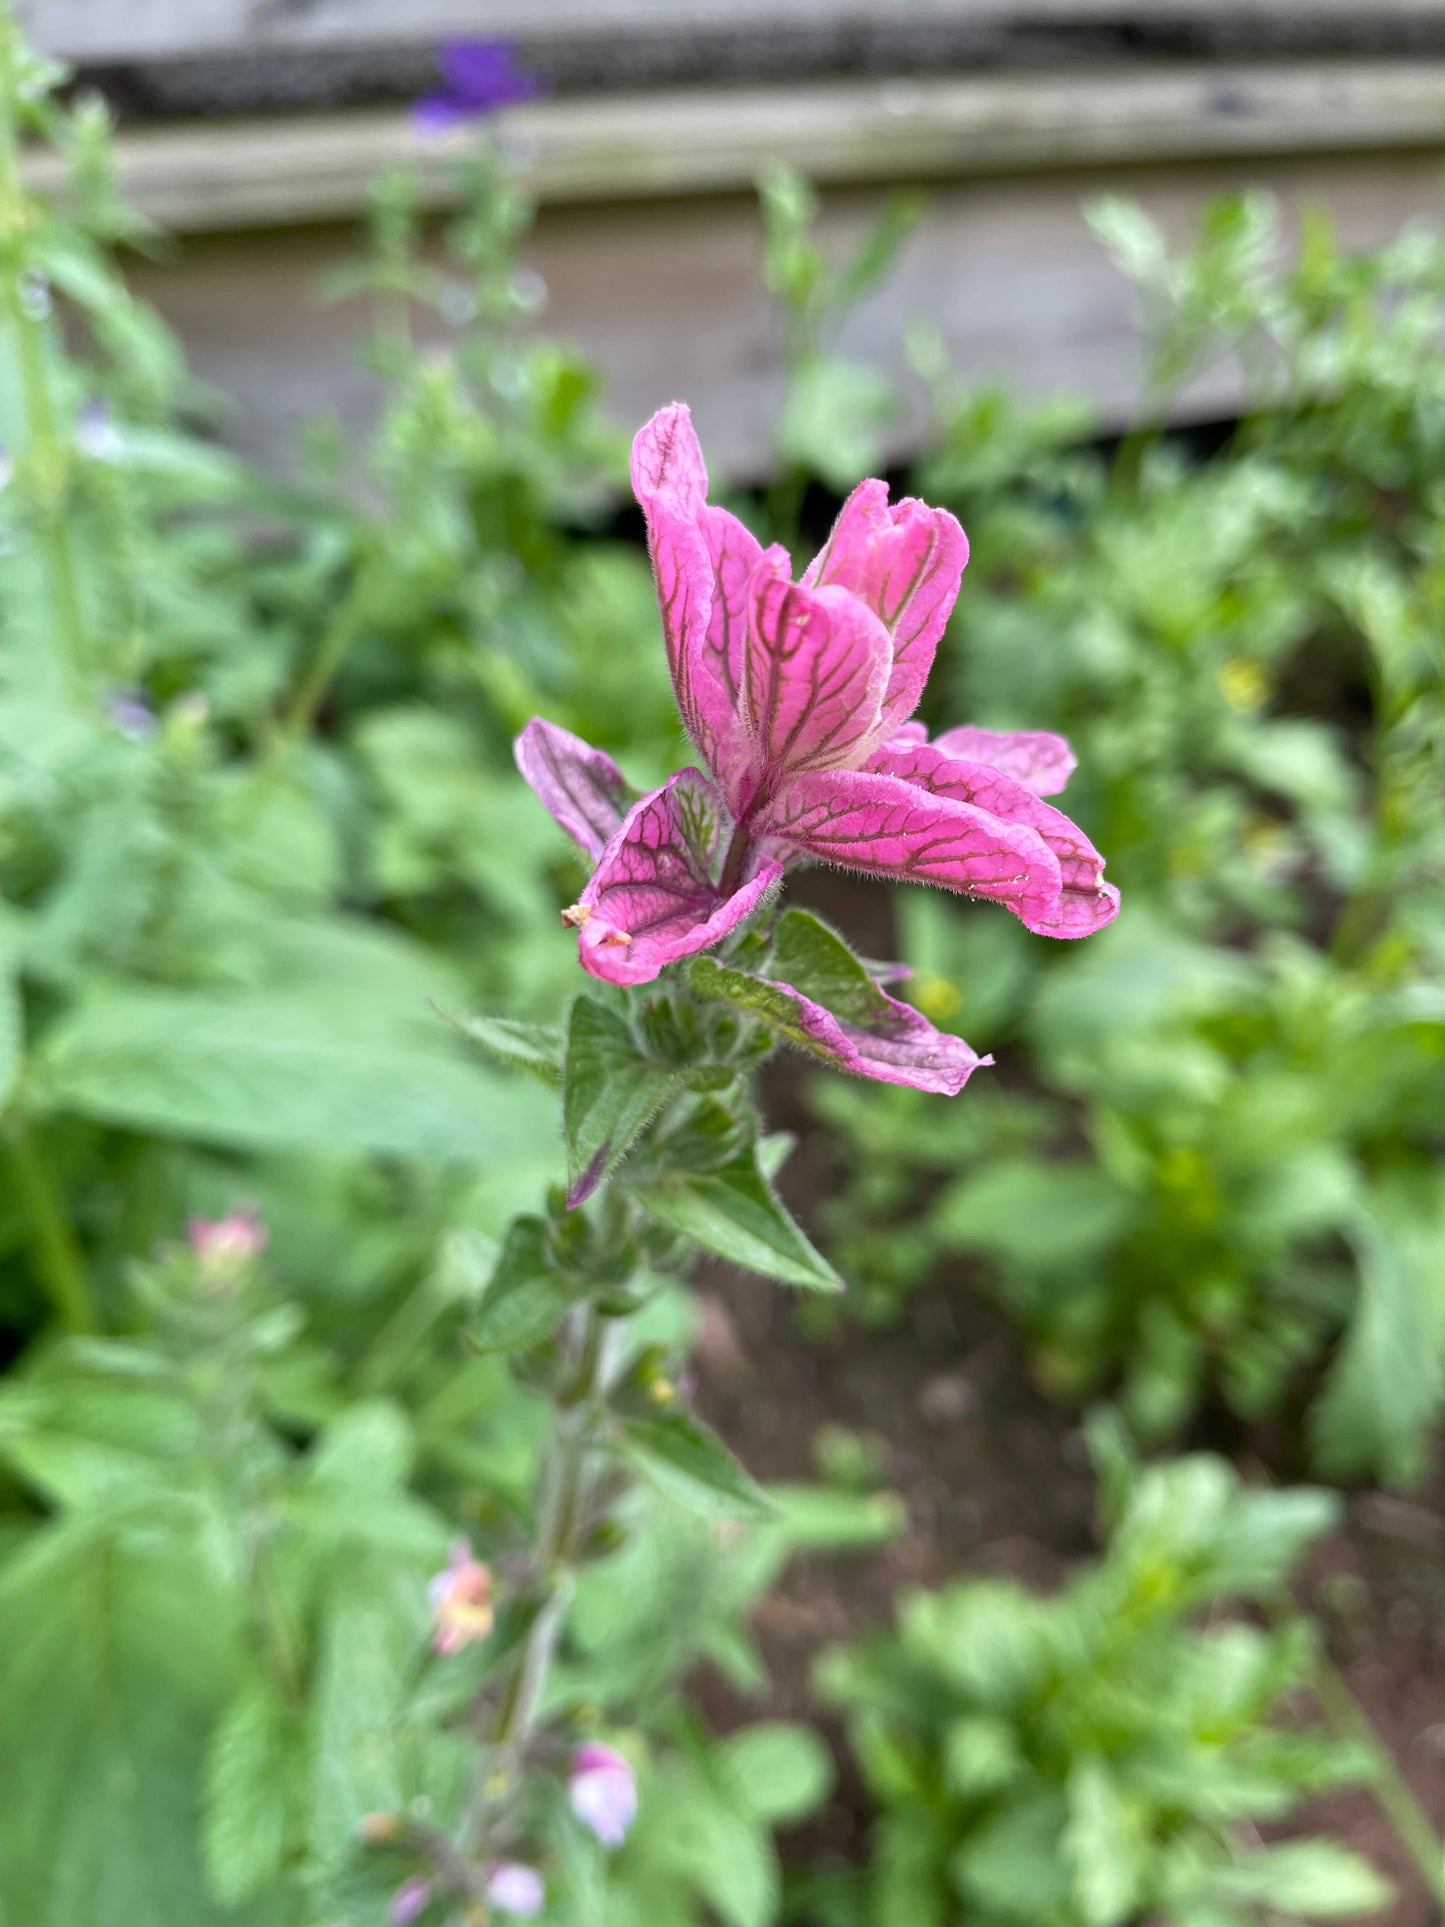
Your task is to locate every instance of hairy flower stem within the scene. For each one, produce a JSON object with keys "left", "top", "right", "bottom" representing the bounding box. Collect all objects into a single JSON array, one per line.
[
  {"left": 717, "top": 821, "right": 755, "bottom": 902},
  {"left": 458, "top": 1301, "right": 616, "bottom": 1871},
  {"left": 0, "top": 24, "right": 94, "bottom": 697}
]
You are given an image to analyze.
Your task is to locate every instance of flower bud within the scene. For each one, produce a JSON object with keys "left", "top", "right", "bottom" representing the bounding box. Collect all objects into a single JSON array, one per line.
[
  {"left": 568, "top": 1741, "right": 637, "bottom": 1848},
  {"left": 188, "top": 1205, "right": 268, "bottom": 1275},
  {"left": 388, "top": 1875, "right": 433, "bottom": 1926},
  {"left": 428, "top": 1538, "right": 494, "bottom": 1655},
  {"left": 484, "top": 1862, "right": 545, "bottom": 1918}
]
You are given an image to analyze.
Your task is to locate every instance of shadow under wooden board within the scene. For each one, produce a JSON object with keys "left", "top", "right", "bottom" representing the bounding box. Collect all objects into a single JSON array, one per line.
[
  {"left": 18, "top": 0, "right": 1445, "bottom": 64},
  {"left": 127, "top": 148, "right": 1445, "bottom": 480}
]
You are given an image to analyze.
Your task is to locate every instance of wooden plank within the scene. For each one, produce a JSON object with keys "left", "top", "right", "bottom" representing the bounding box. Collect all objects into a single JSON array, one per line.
[
  {"left": 23, "top": 63, "right": 1445, "bottom": 233},
  {"left": 18, "top": 0, "right": 1445, "bottom": 65},
  {"left": 123, "top": 150, "right": 1445, "bottom": 482}
]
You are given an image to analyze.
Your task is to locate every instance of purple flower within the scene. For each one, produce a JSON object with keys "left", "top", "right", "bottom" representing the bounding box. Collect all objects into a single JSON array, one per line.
[
  {"left": 388, "top": 1875, "right": 433, "bottom": 1927},
  {"left": 513, "top": 403, "right": 1118, "bottom": 1101},
  {"left": 484, "top": 1862, "right": 546, "bottom": 1918},
  {"left": 413, "top": 39, "right": 540, "bottom": 135},
  {"left": 75, "top": 399, "right": 121, "bottom": 462},
  {"left": 107, "top": 687, "right": 155, "bottom": 740},
  {"left": 568, "top": 1741, "right": 637, "bottom": 1848}
]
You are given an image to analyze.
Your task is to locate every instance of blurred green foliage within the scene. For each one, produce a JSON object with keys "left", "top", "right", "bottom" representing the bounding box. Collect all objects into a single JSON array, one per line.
[
  {"left": 818, "top": 195, "right": 1445, "bottom": 1471},
  {"left": 811, "top": 1450, "right": 1387, "bottom": 1927}
]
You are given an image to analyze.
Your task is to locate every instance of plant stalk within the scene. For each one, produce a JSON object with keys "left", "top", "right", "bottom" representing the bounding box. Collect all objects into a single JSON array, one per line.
[
  {"left": 1314, "top": 1648, "right": 1445, "bottom": 1910},
  {"left": 5, "top": 1117, "right": 99, "bottom": 1332}
]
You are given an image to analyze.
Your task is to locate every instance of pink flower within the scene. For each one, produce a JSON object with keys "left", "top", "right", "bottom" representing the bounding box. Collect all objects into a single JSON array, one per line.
[
  {"left": 568, "top": 1741, "right": 638, "bottom": 1848},
  {"left": 484, "top": 1862, "right": 546, "bottom": 1917},
  {"left": 428, "top": 1538, "right": 494, "bottom": 1655},
  {"left": 187, "top": 1205, "right": 267, "bottom": 1271},
  {"left": 388, "top": 1875, "right": 433, "bottom": 1926},
  {"left": 515, "top": 404, "right": 1116, "bottom": 1098}
]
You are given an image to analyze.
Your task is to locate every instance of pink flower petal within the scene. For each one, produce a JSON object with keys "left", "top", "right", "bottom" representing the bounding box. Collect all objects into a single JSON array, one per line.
[
  {"left": 702, "top": 924, "right": 990, "bottom": 1096},
  {"left": 569, "top": 1743, "right": 638, "bottom": 1848},
  {"left": 640, "top": 496, "right": 740, "bottom": 777},
  {"left": 761, "top": 766, "right": 1060, "bottom": 916},
  {"left": 803, "top": 480, "right": 968, "bottom": 734},
  {"left": 630, "top": 400, "right": 708, "bottom": 516},
  {"left": 872, "top": 740, "right": 1118, "bottom": 937},
  {"left": 930, "top": 724, "right": 1077, "bottom": 797},
  {"left": 514, "top": 718, "right": 636, "bottom": 859},
  {"left": 742, "top": 575, "right": 890, "bottom": 782},
  {"left": 571, "top": 770, "right": 782, "bottom": 986}
]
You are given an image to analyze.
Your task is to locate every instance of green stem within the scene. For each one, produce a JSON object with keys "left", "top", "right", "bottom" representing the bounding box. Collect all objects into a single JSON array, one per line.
[
  {"left": 455, "top": 1305, "right": 615, "bottom": 1871},
  {"left": 0, "top": 24, "right": 94, "bottom": 695},
  {"left": 5, "top": 1117, "right": 99, "bottom": 1333},
  {"left": 1314, "top": 1648, "right": 1445, "bottom": 1908},
  {"left": 278, "top": 584, "right": 368, "bottom": 749},
  {"left": 490, "top": 1306, "right": 610, "bottom": 1758}
]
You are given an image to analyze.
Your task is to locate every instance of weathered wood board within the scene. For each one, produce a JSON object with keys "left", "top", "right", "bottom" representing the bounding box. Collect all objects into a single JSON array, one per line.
[
  {"left": 123, "top": 149, "right": 1445, "bottom": 481},
  {"left": 25, "top": 64, "right": 1445, "bottom": 233},
  {"left": 18, "top": 0, "right": 1445, "bottom": 64}
]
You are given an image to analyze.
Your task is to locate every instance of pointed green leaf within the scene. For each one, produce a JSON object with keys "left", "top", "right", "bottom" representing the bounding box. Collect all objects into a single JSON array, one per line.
[
  {"left": 463, "top": 1216, "right": 575, "bottom": 1355},
  {"left": 1212, "top": 1842, "right": 1391, "bottom": 1917},
  {"left": 564, "top": 995, "right": 681, "bottom": 1206},
  {"left": 1312, "top": 1209, "right": 1444, "bottom": 1488},
  {"left": 37, "top": 988, "right": 553, "bottom": 1165},
  {"left": 618, "top": 1409, "right": 772, "bottom": 1519},
  {"left": 441, "top": 1008, "right": 563, "bottom": 1087},
  {"left": 203, "top": 1679, "right": 299, "bottom": 1905},
  {"left": 631, "top": 1140, "right": 842, "bottom": 1292}
]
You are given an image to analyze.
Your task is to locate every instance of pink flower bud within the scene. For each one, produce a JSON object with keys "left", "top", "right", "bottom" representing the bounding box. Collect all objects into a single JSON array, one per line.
[
  {"left": 428, "top": 1538, "right": 494, "bottom": 1655},
  {"left": 484, "top": 1862, "right": 545, "bottom": 1918},
  {"left": 568, "top": 1741, "right": 637, "bottom": 1848},
  {"left": 388, "top": 1875, "right": 433, "bottom": 1926},
  {"left": 187, "top": 1205, "right": 268, "bottom": 1272}
]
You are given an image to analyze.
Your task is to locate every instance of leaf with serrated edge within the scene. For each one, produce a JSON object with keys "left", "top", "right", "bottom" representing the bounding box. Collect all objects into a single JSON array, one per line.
[
  {"left": 439, "top": 1007, "right": 563, "bottom": 1086},
  {"left": 563, "top": 995, "right": 682, "bottom": 1207},
  {"left": 619, "top": 1409, "right": 772, "bottom": 1518},
  {"left": 631, "top": 1140, "right": 842, "bottom": 1292},
  {"left": 465, "top": 1217, "right": 576, "bottom": 1355}
]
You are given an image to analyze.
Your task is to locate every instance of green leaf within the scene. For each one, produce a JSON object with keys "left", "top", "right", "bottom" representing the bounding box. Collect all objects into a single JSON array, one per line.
[
  {"left": 719, "top": 1722, "right": 834, "bottom": 1824},
  {"left": 1065, "top": 1758, "right": 1144, "bottom": 1927},
  {"left": 463, "top": 1217, "right": 575, "bottom": 1355},
  {"left": 563, "top": 995, "right": 680, "bottom": 1205},
  {"left": 943, "top": 1715, "right": 1023, "bottom": 1798},
  {"left": 441, "top": 1008, "right": 563, "bottom": 1087},
  {"left": 1211, "top": 1842, "right": 1392, "bottom": 1917},
  {"left": 203, "top": 1679, "right": 298, "bottom": 1905},
  {"left": 0, "top": 905, "right": 24, "bottom": 1108},
  {"left": 1312, "top": 1209, "right": 1445, "bottom": 1488},
  {"left": 37, "top": 986, "right": 554, "bottom": 1165},
  {"left": 618, "top": 1410, "right": 772, "bottom": 1520},
  {"left": 933, "top": 1157, "right": 1135, "bottom": 1271},
  {"left": 0, "top": 1520, "right": 243, "bottom": 1927},
  {"left": 631, "top": 1139, "right": 842, "bottom": 1292},
  {"left": 953, "top": 1787, "right": 1073, "bottom": 1922}
]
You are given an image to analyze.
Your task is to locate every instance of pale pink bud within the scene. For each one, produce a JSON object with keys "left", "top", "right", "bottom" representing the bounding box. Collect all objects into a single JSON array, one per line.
[
  {"left": 428, "top": 1538, "right": 494, "bottom": 1655},
  {"left": 484, "top": 1862, "right": 545, "bottom": 1918},
  {"left": 388, "top": 1875, "right": 433, "bottom": 1926},
  {"left": 187, "top": 1205, "right": 268, "bottom": 1273},
  {"left": 568, "top": 1742, "right": 637, "bottom": 1848}
]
